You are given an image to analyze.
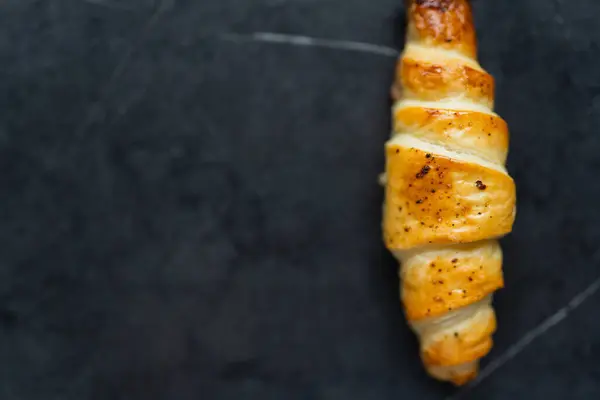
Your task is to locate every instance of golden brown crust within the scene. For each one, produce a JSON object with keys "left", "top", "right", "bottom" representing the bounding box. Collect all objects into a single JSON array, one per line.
[
  {"left": 400, "top": 241, "right": 503, "bottom": 320},
  {"left": 383, "top": 0, "right": 516, "bottom": 386},
  {"left": 406, "top": 0, "right": 477, "bottom": 59},
  {"left": 425, "top": 360, "right": 479, "bottom": 385},
  {"left": 393, "top": 107, "right": 509, "bottom": 165},
  {"left": 395, "top": 57, "right": 494, "bottom": 108},
  {"left": 421, "top": 307, "right": 496, "bottom": 366},
  {"left": 446, "top": 368, "right": 478, "bottom": 386},
  {"left": 383, "top": 144, "right": 516, "bottom": 250}
]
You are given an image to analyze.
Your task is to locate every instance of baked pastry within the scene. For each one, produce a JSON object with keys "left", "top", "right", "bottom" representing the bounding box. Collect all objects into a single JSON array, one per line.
[{"left": 383, "top": 0, "right": 516, "bottom": 385}]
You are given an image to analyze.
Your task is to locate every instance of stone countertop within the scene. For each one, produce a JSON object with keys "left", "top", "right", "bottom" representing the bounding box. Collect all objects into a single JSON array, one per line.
[{"left": 1, "top": 0, "right": 600, "bottom": 399}]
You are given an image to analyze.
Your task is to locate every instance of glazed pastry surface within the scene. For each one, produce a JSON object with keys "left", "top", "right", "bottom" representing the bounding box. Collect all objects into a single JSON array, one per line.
[{"left": 383, "top": 0, "right": 516, "bottom": 385}]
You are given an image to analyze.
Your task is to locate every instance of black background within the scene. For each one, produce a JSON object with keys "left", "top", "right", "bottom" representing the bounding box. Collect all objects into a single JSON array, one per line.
[{"left": 2, "top": 0, "right": 600, "bottom": 399}]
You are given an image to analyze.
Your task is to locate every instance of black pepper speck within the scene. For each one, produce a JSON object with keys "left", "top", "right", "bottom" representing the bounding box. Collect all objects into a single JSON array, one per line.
[{"left": 416, "top": 165, "right": 431, "bottom": 179}]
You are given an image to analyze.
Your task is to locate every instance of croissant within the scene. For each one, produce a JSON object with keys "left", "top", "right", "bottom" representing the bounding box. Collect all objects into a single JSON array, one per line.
[{"left": 383, "top": 0, "right": 516, "bottom": 385}]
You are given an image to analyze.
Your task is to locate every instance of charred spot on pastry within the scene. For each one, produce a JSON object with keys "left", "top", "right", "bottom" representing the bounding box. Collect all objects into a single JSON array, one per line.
[
  {"left": 475, "top": 180, "right": 487, "bottom": 190},
  {"left": 404, "top": 226, "right": 411, "bottom": 232},
  {"left": 416, "top": 0, "right": 451, "bottom": 11},
  {"left": 416, "top": 199, "right": 423, "bottom": 204},
  {"left": 452, "top": 258, "right": 458, "bottom": 263}
]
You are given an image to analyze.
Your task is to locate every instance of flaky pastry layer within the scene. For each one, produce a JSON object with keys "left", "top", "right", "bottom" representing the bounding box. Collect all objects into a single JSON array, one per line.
[{"left": 382, "top": 0, "right": 516, "bottom": 386}]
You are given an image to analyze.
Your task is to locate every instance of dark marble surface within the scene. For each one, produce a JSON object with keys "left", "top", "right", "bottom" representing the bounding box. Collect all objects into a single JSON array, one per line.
[{"left": 2, "top": 0, "right": 600, "bottom": 399}]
